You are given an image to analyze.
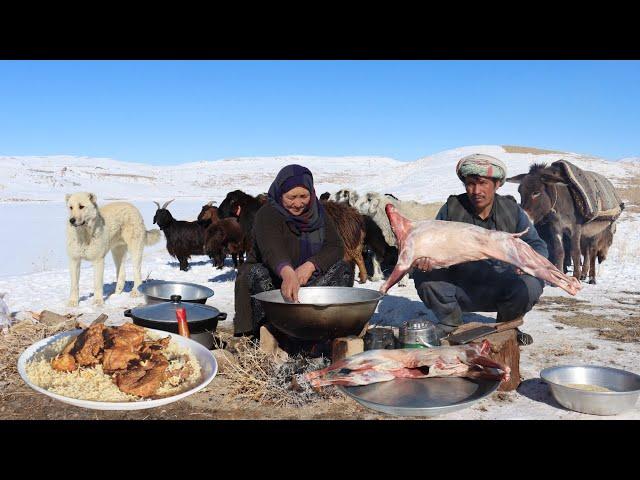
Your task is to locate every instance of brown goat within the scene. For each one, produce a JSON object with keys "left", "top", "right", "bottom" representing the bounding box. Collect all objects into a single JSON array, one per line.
[
  {"left": 198, "top": 203, "right": 220, "bottom": 225},
  {"left": 321, "top": 200, "right": 367, "bottom": 283},
  {"left": 204, "top": 218, "right": 249, "bottom": 269},
  {"left": 256, "top": 193, "right": 268, "bottom": 206},
  {"left": 580, "top": 221, "right": 616, "bottom": 285}
]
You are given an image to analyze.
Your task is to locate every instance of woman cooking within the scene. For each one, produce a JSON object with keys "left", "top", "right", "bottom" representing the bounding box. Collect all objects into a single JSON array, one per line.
[{"left": 233, "top": 164, "right": 354, "bottom": 337}]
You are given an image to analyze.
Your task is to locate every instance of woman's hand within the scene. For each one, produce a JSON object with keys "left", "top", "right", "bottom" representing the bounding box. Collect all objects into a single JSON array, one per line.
[
  {"left": 280, "top": 266, "right": 301, "bottom": 302},
  {"left": 412, "top": 257, "right": 435, "bottom": 272},
  {"left": 295, "top": 261, "right": 316, "bottom": 286}
]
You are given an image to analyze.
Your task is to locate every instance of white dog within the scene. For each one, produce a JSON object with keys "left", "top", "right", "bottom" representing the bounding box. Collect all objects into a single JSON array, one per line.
[{"left": 66, "top": 192, "right": 161, "bottom": 306}]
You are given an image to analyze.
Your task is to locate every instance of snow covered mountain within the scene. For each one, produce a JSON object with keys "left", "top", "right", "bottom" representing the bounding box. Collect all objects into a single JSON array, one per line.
[{"left": 0, "top": 145, "right": 637, "bottom": 204}]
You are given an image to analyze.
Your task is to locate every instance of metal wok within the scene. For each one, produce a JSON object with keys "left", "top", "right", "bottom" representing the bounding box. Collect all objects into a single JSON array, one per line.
[{"left": 252, "top": 287, "right": 383, "bottom": 341}]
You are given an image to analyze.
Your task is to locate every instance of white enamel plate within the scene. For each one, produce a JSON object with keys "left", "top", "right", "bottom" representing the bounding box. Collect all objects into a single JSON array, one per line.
[{"left": 17, "top": 328, "right": 217, "bottom": 411}]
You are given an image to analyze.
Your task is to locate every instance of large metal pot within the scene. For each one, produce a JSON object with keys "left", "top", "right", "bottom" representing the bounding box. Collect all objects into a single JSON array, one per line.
[
  {"left": 138, "top": 280, "right": 214, "bottom": 305},
  {"left": 252, "top": 286, "right": 382, "bottom": 341},
  {"left": 125, "top": 295, "right": 226, "bottom": 349}
]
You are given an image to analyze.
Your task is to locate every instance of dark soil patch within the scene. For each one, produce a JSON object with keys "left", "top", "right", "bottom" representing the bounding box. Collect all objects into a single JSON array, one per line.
[
  {"left": 493, "top": 391, "right": 515, "bottom": 403},
  {"left": 0, "top": 375, "right": 385, "bottom": 420}
]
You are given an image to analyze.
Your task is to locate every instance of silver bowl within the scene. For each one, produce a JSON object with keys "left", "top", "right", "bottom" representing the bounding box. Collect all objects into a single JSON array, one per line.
[
  {"left": 138, "top": 280, "right": 214, "bottom": 305},
  {"left": 541, "top": 365, "right": 640, "bottom": 416},
  {"left": 252, "top": 286, "right": 383, "bottom": 341}
]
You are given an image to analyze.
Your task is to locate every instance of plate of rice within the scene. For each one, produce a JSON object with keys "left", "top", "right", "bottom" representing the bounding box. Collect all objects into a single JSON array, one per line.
[{"left": 18, "top": 327, "right": 217, "bottom": 410}]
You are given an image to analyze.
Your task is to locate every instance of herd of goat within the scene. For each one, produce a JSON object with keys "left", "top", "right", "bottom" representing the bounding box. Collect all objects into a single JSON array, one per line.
[
  {"left": 151, "top": 185, "right": 621, "bottom": 286},
  {"left": 151, "top": 190, "right": 425, "bottom": 284}
]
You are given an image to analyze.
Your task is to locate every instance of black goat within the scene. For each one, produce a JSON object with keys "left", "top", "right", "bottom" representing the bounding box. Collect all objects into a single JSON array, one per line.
[
  {"left": 218, "top": 190, "right": 263, "bottom": 251},
  {"left": 153, "top": 200, "right": 207, "bottom": 271},
  {"left": 363, "top": 215, "right": 398, "bottom": 280}
]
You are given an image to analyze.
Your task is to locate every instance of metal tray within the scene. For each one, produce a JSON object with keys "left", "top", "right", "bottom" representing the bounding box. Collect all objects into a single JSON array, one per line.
[{"left": 340, "top": 377, "right": 500, "bottom": 417}]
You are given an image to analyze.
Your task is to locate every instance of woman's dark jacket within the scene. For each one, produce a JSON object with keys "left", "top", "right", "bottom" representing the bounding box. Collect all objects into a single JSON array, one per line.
[{"left": 247, "top": 203, "right": 344, "bottom": 276}]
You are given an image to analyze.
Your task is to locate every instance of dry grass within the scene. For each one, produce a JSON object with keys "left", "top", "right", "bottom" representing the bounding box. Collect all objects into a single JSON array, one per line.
[
  {"left": 0, "top": 318, "right": 77, "bottom": 399},
  {"left": 536, "top": 296, "right": 589, "bottom": 312},
  {"left": 539, "top": 295, "right": 640, "bottom": 343},
  {"left": 0, "top": 198, "right": 49, "bottom": 202},
  {"left": 552, "top": 313, "right": 640, "bottom": 343},
  {"left": 216, "top": 332, "right": 341, "bottom": 408},
  {"left": 93, "top": 172, "right": 156, "bottom": 181},
  {"left": 502, "top": 145, "right": 568, "bottom": 155},
  {"left": 618, "top": 174, "right": 640, "bottom": 213}
]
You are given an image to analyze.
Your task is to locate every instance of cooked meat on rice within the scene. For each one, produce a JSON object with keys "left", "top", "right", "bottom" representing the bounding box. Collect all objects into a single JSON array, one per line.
[
  {"left": 68, "top": 323, "right": 106, "bottom": 367},
  {"left": 104, "top": 323, "right": 145, "bottom": 350},
  {"left": 115, "top": 352, "right": 169, "bottom": 397},
  {"left": 51, "top": 352, "right": 77, "bottom": 372},
  {"left": 28, "top": 324, "right": 201, "bottom": 401},
  {"left": 102, "top": 346, "right": 140, "bottom": 373}
]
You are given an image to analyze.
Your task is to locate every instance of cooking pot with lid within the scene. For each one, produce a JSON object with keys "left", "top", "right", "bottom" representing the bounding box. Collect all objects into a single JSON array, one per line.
[{"left": 125, "top": 295, "right": 226, "bottom": 349}]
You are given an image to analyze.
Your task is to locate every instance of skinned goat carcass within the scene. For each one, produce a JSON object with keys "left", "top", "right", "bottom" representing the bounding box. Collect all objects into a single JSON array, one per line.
[
  {"left": 305, "top": 339, "right": 510, "bottom": 387},
  {"left": 380, "top": 204, "right": 582, "bottom": 296}
]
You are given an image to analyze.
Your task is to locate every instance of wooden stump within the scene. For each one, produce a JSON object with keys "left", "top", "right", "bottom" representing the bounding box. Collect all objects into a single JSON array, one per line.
[
  {"left": 331, "top": 336, "right": 364, "bottom": 363},
  {"left": 442, "top": 322, "right": 521, "bottom": 392}
]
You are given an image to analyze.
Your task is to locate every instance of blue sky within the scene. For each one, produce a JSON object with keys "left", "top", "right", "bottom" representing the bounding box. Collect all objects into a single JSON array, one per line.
[{"left": 0, "top": 60, "right": 638, "bottom": 164}]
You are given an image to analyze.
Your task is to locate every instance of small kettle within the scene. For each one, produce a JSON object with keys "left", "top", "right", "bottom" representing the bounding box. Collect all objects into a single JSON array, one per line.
[{"left": 398, "top": 319, "right": 440, "bottom": 348}]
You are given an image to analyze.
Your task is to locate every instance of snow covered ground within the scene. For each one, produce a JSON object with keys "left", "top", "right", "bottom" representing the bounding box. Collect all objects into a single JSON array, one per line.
[{"left": 1, "top": 145, "right": 639, "bottom": 419}]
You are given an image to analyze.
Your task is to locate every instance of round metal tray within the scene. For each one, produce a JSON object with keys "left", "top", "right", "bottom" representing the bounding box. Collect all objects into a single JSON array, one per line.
[{"left": 340, "top": 377, "right": 500, "bottom": 417}]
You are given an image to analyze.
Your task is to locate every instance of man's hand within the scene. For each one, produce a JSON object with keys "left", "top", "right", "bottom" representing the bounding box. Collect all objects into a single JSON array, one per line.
[
  {"left": 295, "top": 261, "right": 316, "bottom": 286},
  {"left": 280, "top": 266, "right": 301, "bottom": 302},
  {"left": 412, "top": 257, "right": 435, "bottom": 272}
]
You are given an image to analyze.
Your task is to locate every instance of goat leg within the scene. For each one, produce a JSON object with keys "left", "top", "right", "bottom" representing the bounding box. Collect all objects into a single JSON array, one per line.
[
  {"left": 380, "top": 239, "right": 414, "bottom": 294},
  {"left": 495, "top": 232, "right": 582, "bottom": 295}
]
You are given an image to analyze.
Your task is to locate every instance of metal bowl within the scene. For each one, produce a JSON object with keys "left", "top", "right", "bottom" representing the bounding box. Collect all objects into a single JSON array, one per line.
[
  {"left": 138, "top": 280, "right": 214, "bottom": 305},
  {"left": 541, "top": 365, "right": 640, "bottom": 416},
  {"left": 252, "top": 286, "right": 383, "bottom": 341}
]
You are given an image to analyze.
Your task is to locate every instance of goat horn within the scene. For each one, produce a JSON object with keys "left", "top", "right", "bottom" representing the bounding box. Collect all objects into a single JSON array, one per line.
[
  {"left": 162, "top": 199, "right": 175, "bottom": 209},
  {"left": 207, "top": 200, "right": 217, "bottom": 206},
  {"left": 153, "top": 201, "right": 161, "bottom": 210}
]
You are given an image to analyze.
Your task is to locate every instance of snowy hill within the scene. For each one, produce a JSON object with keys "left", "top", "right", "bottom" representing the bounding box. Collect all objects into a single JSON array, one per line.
[{"left": 1, "top": 145, "right": 638, "bottom": 204}]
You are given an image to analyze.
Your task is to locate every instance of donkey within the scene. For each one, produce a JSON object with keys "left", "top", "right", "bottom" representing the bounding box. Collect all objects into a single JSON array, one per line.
[
  {"left": 580, "top": 221, "right": 617, "bottom": 284},
  {"left": 507, "top": 163, "right": 617, "bottom": 282}
]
